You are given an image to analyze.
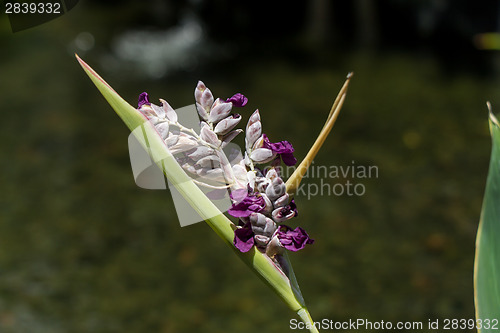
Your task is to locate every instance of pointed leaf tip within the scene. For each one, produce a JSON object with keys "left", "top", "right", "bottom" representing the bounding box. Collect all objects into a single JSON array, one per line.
[
  {"left": 487, "top": 102, "right": 500, "bottom": 129},
  {"left": 76, "top": 55, "right": 116, "bottom": 93}
]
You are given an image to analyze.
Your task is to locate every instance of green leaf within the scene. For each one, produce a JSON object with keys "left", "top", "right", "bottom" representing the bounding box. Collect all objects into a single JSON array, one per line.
[
  {"left": 76, "top": 54, "right": 319, "bottom": 332},
  {"left": 475, "top": 106, "right": 500, "bottom": 332}
]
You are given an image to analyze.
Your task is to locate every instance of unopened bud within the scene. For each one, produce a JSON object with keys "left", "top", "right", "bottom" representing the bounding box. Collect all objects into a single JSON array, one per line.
[
  {"left": 271, "top": 205, "right": 296, "bottom": 223},
  {"left": 188, "top": 146, "right": 216, "bottom": 160},
  {"left": 245, "top": 110, "right": 261, "bottom": 149},
  {"left": 266, "top": 235, "right": 284, "bottom": 257},
  {"left": 209, "top": 99, "right": 233, "bottom": 124},
  {"left": 273, "top": 193, "right": 290, "bottom": 208},
  {"left": 200, "top": 124, "right": 220, "bottom": 146},
  {"left": 266, "top": 177, "right": 286, "bottom": 201},
  {"left": 250, "top": 148, "right": 275, "bottom": 163},
  {"left": 156, "top": 122, "right": 169, "bottom": 140},
  {"left": 254, "top": 235, "right": 271, "bottom": 247},
  {"left": 160, "top": 99, "right": 178, "bottom": 122},
  {"left": 221, "top": 129, "right": 243, "bottom": 148},
  {"left": 214, "top": 114, "right": 241, "bottom": 135}
]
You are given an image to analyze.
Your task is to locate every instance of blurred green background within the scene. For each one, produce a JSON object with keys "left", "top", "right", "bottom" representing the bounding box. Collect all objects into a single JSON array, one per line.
[{"left": 2, "top": 1, "right": 500, "bottom": 332}]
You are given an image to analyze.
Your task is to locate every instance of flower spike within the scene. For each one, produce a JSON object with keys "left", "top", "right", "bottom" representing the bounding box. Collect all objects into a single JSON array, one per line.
[{"left": 77, "top": 54, "right": 331, "bottom": 333}]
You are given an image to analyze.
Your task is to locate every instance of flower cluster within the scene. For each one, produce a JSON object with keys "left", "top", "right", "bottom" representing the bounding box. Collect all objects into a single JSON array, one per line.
[{"left": 136, "top": 81, "right": 314, "bottom": 259}]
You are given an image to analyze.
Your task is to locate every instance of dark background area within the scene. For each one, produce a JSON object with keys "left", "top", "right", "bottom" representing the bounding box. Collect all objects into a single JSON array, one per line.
[{"left": 1, "top": 0, "right": 500, "bottom": 332}]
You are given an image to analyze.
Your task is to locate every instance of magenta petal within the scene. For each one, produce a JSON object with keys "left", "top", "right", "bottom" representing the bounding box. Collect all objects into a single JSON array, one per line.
[
  {"left": 277, "top": 226, "right": 314, "bottom": 252},
  {"left": 225, "top": 93, "right": 248, "bottom": 107},
  {"left": 234, "top": 222, "right": 255, "bottom": 252},
  {"left": 228, "top": 192, "right": 266, "bottom": 218},
  {"left": 138, "top": 92, "right": 151, "bottom": 108},
  {"left": 228, "top": 207, "right": 253, "bottom": 218},
  {"left": 262, "top": 134, "right": 297, "bottom": 166}
]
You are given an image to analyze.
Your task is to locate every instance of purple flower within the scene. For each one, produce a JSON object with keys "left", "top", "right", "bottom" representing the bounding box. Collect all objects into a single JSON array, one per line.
[
  {"left": 228, "top": 190, "right": 266, "bottom": 218},
  {"left": 138, "top": 92, "right": 151, "bottom": 108},
  {"left": 276, "top": 225, "right": 314, "bottom": 252},
  {"left": 262, "top": 134, "right": 297, "bottom": 166},
  {"left": 225, "top": 93, "right": 248, "bottom": 107},
  {"left": 234, "top": 222, "right": 255, "bottom": 252}
]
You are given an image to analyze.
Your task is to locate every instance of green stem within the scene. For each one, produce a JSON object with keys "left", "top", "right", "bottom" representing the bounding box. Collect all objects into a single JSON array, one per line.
[{"left": 297, "top": 307, "right": 320, "bottom": 333}]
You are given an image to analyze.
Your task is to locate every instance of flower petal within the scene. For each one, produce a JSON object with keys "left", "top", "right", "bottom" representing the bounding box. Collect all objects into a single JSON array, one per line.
[
  {"left": 208, "top": 99, "right": 233, "bottom": 124},
  {"left": 228, "top": 192, "right": 265, "bottom": 218},
  {"left": 276, "top": 226, "right": 314, "bottom": 252},
  {"left": 214, "top": 114, "right": 242, "bottom": 135},
  {"left": 160, "top": 98, "right": 178, "bottom": 122},
  {"left": 262, "top": 134, "right": 297, "bottom": 166},
  {"left": 234, "top": 222, "right": 255, "bottom": 252},
  {"left": 200, "top": 124, "right": 220, "bottom": 146},
  {"left": 226, "top": 93, "right": 248, "bottom": 107},
  {"left": 138, "top": 92, "right": 151, "bottom": 108},
  {"left": 250, "top": 148, "right": 275, "bottom": 163}
]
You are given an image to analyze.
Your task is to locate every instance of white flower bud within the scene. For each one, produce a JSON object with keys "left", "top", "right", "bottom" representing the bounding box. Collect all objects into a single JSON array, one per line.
[
  {"left": 273, "top": 193, "right": 290, "bottom": 208},
  {"left": 221, "top": 129, "right": 243, "bottom": 148},
  {"left": 194, "top": 81, "right": 206, "bottom": 103},
  {"left": 254, "top": 235, "right": 271, "bottom": 247},
  {"left": 245, "top": 122, "right": 262, "bottom": 151},
  {"left": 165, "top": 133, "right": 179, "bottom": 147},
  {"left": 246, "top": 170, "right": 257, "bottom": 190},
  {"left": 250, "top": 148, "right": 275, "bottom": 163},
  {"left": 151, "top": 103, "right": 165, "bottom": 119},
  {"left": 265, "top": 168, "right": 279, "bottom": 181},
  {"left": 139, "top": 104, "right": 157, "bottom": 120},
  {"left": 251, "top": 135, "right": 265, "bottom": 150},
  {"left": 214, "top": 114, "right": 241, "bottom": 135},
  {"left": 169, "top": 133, "right": 198, "bottom": 154},
  {"left": 250, "top": 212, "right": 267, "bottom": 228},
  {"left": 196, "top": 103, "right": 209, "bottom": 121},
  {"left": 244, "top": 152, "right": 252, "bottom": 167},
  {"left": 160, "top": 99, "right": 178, "bottom": 122},
  {"left": 200, "top": 88, "right": 214, "bottom": 112},
  {"left": 263, "top": 218, "right": 277, "bottom": 236},
  {"left": 266, "top": 235, "right": 284, "bottom": 257},
  {"left": 272, "top": 206, "right": 295, "bottom": 223},
  {"left": 260, "top": 193, "right": 273, "bottom": 215},
  {"left": 200, "top": 125, "right": 220, "bottom": 146},
  {"left": 255, "top": 177, "right": 270, "bottom": 193},
  {"left": 247, "top": 109, "right": 260, "bottom": 128},
  {"left": 188, "top": 146, "right": 216, "bottom": 160},
  {"left": 266, "top": 177, "right": 286, "bottom": 201},
  {"left": 230, "top": 164, "right": 248, "bottom": 189},
  {"left": 155, "top": 122, "right": 169, "bottom": 140},
  {"left": 208, "top": 99, "right": 233, "bottom": 124}
]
